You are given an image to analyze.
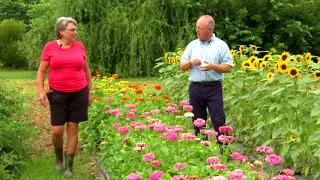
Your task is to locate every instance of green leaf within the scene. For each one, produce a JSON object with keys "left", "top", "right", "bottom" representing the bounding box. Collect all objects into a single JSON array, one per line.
[
  {"left": 279, "top": 144, "right": 290, "bottom": 158},
  {"left": 270, "top": 115, "right": 283, "bottom": 124},
  {"left": 262, "top": 139, "right": 272, "bottom": 145},
  {"left": 307, "top": 130, "right": 320, "bottom": 142},
  {"left": 313, "top": 88, "right": 320, "bottom": 95},
  {"left": 272, "top": 127, "right": 284, "bottom": 139},
  {"left": 287, "top": 99, "right": 298, "bottom": 108},
  {"left": 290, "top": 148, "right": 301, "bottom": 162},
  {"left": 313, "top": 149, "right": 320, "bottom": 158},
  {"left": 271, "top": 87, "right": 285, "bottom": 96},
  {"left": 311, "top": 108, "right": 320, "bottom": 117}
]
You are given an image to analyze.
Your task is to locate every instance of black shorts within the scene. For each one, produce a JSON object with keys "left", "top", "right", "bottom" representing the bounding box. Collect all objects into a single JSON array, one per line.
[{"left": 48, "top": 86, "right": 88, "bottom": 126}]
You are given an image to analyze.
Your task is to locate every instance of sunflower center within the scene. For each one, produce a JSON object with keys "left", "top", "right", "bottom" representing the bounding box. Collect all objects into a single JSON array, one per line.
[
  {"left": 316, "top": 72, "right": 320, "bottom": 77},
  {"left": 281, "top": 64, "right": 287, "bottom": 70},
  {"left": 290, "top": 70, "right": 297, "bottom": 76}
]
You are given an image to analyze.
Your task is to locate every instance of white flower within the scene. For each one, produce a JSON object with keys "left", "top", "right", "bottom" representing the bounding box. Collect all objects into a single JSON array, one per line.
[{"left": 184, "top": 112, "right": 194, "bottom": 117}]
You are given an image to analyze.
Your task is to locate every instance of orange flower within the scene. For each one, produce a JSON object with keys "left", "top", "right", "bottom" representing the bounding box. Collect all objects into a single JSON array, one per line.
[
  {"left": 94, "top": 97, "right": 102, "bottom": 101},
  {"left": 165, "top": 99, "right": 169, "bottom": 103},
  {"left": 135, "top": 88, "right": 143, "bottom": 94},
  {"left": 137, "top": 97, "right": 145, "bottom": 102},
  {"left": 129, "top": 84, "right": 139, "bottom": 89},
  {"left": 162, "top": 95, "right": 169, "bottom": 99},
  {"left": 112, "top": 74, "right": 119, "bottom": 79},
  {"left": 93, "top": 87, "right": 100, "bottom": 90},
  {"left": 154, "top": 84, "right": 161, "bottom": 90},
  {"left": 121, "top": 97, "right": 130, "bottom": 101},
  {"left": 152, "top": 97, "right": 159, "bottom": 101}
]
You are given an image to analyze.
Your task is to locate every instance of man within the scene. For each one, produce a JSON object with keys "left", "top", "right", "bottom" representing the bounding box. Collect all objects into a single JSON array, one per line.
[{"left": 180, "top": 15, "right": 233, "bottom": 139}]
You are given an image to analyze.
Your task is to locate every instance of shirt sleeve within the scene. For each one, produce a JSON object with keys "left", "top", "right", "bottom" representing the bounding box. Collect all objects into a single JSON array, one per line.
[
  {"left": 220, "top": 43, "right": 233, "bottom": 67},
  {"left": 40, "top": 43, "right": 51, "bottom": 61},
  {"left": 180, "top": 40, "right": 196, "bottom": 62},
  {"left": 80, "top": 42, "right": 87, "bottom": 61}
]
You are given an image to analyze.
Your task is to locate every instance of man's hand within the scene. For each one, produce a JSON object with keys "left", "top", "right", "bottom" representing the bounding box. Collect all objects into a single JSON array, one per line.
[
  {"left": 190, "top": 58, "right": 202, "bottom": 66},
  {"left": 200, "top": 61, "right": 211, "bottom": 71}
]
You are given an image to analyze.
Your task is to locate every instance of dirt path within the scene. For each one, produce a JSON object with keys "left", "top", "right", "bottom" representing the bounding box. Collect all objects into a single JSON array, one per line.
[{"left": 18, "top": 80, "right": 105, "bottom": 179}]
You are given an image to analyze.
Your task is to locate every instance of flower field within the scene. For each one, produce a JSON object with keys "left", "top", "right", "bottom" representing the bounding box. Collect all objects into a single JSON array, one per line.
[{"left": 79, "top": 45, "right": 320, "bottom": 179}]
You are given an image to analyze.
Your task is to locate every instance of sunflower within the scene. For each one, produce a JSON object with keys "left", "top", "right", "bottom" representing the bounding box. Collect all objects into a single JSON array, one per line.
[
  {"left": 232, "top": 60, "right": 236, "bottom": 67},
  {"left": 266, "top": 72, "right": 274, "bottom": 83},
  {"left": 290, "top": 135, "right": 296, "bottom": 142},
  {"left": 314, "top": 71, "right": 320, "bottom": 79},
  {"left": 241, "top": 60, "right": 252, "bottom": 71},
  {"left": 278, "top": 61, "right": 289, "bottom": 74},
  {"left": 248, "top": 55, "right": 258, "bottom": 63},
  {"left": 274, "top": 63, "right": 279, "bottom": 72},
  {"left": 230, "top": 49, "right": 235, "bottom": 55},
  {"left": 236, "top": 51, "right": 243, "bottom": 57},
  {"left": 239, "top": 45, "right": 245, "bottom": 51},
  {"left": 280, "top": 52, "right": 290, "bottom": 61},
  {"left": 177, "top": 49, "right": 184, "bottom": 55},
  {"left": 260, "top": 61, "right": 267, "bottom": 70},
  {"left": 288, "top": 67, "right": 300, "bottom": 78},
  {"left": 317, "top": 57, "right": 320, "bottom": 64},
  {"left": 263, "top": 54, "right": 272, "bottom": 61},
  {"left": 270, "top": 48, "right": 277, "bottom": 54},
  {"left": 250, "top": 45, "right": 257, "bottom": 51},
  {"left": 304, "top": 52, "right": 312, "bottom": 63},
  {"left": 164, "top": 53, "right": 168, "bottom": 59},
  {"left": 251, "top": 60, "right": 259, "bottom": 70}
]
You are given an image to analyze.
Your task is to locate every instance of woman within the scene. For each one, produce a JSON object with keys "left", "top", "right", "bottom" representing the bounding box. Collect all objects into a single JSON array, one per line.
[{"left": 36, "top": 17, "right": 93, "bottom": 177}]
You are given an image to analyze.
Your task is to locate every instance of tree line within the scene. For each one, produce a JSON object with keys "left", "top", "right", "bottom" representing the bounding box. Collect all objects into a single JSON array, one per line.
[{"left": 1, "top": 0, "right": 320, "bottom": 77}]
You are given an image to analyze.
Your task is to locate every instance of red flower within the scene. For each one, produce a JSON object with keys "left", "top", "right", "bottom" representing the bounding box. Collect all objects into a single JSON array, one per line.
[
  {"left": 154, "top": 84, "right": 161, "bottom": 90},
  {"left": 135, "top": 88, "right": 143, "bottom": 94}
]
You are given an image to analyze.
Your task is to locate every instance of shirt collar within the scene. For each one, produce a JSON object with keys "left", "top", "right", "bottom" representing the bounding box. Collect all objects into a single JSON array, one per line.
[{"left": 200, "top": 33, "right": 215, "bottom": 44}]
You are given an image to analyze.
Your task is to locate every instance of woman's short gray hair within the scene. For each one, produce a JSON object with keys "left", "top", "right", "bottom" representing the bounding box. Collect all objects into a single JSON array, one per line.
[{"left": 55, "top": 17, "right": 77, "bottom": 39}]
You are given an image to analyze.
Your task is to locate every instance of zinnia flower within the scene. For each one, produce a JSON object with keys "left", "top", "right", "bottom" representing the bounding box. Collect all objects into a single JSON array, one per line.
[
  {"left": 143, "top": 153, "right": 155, "bottom": 162},
  {"left": 149, "top": 170, "right": 164, "bottom": 180},
  {"left": 282, "top": 168, "right": 294, "bottom": 175},
  {"left": 193, "top": 118, "right": 206, "bottom": 127},
  {"left": 127, "top": 173, "right": 141, "bottom": 180},
  {"left": 173, "top": 162, "right": 185, "bottom": 170},
  {"left": 265, "top": 154, "right": 282, "bottom": 166},
  {"left": 118, "top": 126, "right": 129, "bottom": 134}
]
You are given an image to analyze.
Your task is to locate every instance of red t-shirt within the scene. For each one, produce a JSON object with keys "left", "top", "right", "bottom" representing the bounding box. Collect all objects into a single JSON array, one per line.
[{"left": 40, "top": 40, "right": 87, "bottom": 92}]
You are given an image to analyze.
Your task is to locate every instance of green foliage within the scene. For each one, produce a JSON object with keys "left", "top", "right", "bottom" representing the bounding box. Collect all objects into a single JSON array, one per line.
[
  {"left": 0, "top": 19, "right": 27, "bottom": 68},
  {"left": 0, "top": 79, "right": 35, "bottom": 179}
]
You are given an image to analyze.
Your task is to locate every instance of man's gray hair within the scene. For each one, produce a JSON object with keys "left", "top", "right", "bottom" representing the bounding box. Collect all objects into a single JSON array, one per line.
[
  {"left": 200, "top": 15, "right": 215, "bottom": 29},
  {"left": 55, "top": 17, "right": 77, "bottom": 39}
]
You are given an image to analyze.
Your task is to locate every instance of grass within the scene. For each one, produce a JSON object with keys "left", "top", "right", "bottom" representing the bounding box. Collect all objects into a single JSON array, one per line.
[
  {"left": 0, "top": 70, "right": 37, "bottom": 80},
  {"left": 19, "top": 154, "right": 99, "bottom": 180}
]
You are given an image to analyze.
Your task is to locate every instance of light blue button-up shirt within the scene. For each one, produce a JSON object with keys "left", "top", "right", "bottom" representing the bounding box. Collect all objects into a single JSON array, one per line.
[{"left": 180, "top": 34, "right": 233, "bottom": 82}]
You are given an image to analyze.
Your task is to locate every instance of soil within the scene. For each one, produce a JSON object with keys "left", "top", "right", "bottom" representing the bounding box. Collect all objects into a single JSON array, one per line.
[{"left": 18, "top": 80, "right": 105, "bottom": 179}]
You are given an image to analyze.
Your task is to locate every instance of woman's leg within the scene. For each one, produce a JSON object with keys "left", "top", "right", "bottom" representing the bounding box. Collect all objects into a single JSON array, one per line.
[
  {"left": 64, "top": 122, "right": 79, "bottom": 177},
  {"left": 51, "top": 125, "right": 64, "bottom": 171}
]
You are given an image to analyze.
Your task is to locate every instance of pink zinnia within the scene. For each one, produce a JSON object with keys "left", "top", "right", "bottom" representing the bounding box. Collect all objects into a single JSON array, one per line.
[
  {"left": 150, "top": 160, "right": 161, "bottom": 167},
  {"left": 127, "top": 173, "right": 141, "bottom": 180},
  {"left": 272, "top": 175, "right": 296, "bottom": 180},
  {"left": 200, "top": 140, "right": 211, "bottom": 146},
  {"left": 164, "top": 107, "right": 173, "bottom": 113},
  {"left": 218, "top": 135, "right": 235, "bottom": 144},
  {"left": 193, "top": 118, "right": 206, "bottom": 127},
  {"left": 104, "top": 105, "right": 111, "bottom": 109},
  {"left": 115, "top": 112, "right": 123, "bottom": 117},
  {"left": 256, "top": 145, "right": 273, "bottom": 154},
  {"left": 172, "top": 175, "right": 188, "bottom": 180},
  {"left": 206, "top": 157, "right": 219, "bottom": 164},
  {"left": 112, "top": 122, "right": 122, "bottom": 129},
  {"left": 218, "top": 126, "right": 233, "bottom": 133},
  {"left": 151, "top": 109, "right": 161, "bottom": 114},
  {"left": 127, "top": 112, "right": 136, "bottom": 119},
  {"left": 265, "top": 154, "right": 282, "bottom": 166},
  {"left": 106, "top": 97, "right": 113, "bottom": 102},
  {"left": 135, "top": 125, "right": 147, "bottom": 130},
  {"left": 154, "top": 124, "right": 167, "bottom": 132},
  {"left": 125, "top": 104, "right": 135, "bottom": 109},
  {"left": 149, "top": 170, "right": 164, "bottom": 180},
  {"left": 142, "top": 152, "right": 155, "bottom": 162},
  {"left": 248, "top": 164, "right": 255, "bottom": 169},
  {"left": 136, "top": 143, "right": 147, "bottom": 147},
  {"left": 179, "top": 100, "right": 189, "bottom": 106},
  {"left": 282, "top": 168, "right": 294, "bottom": 175},
  {"left": 228, "top": 169, "right": 245, "bottom": 180},
  {"left": 118, "top": 126, "right": 129, "bottom": 134},
  {"left": 181, "top": 133, "right": 196, "bottom": 141},
  {"left": 165, "top": 132, "right": 179, "bottom": 141},
  {"left": 254, "top": 160, "right": 263, "bottom": 167},
  {"left": 235, "top": 155, "right": 248, "bottom": 163},
  {"left": 183, "top": 105, "right": 193, "bottom": 111},
  {"left": 172, "top": 109, "right": 181, "bottom": 114},
  {"left": 213, "top": 164, "right": 227, "bottom": 171},
  {"left": 173, "top": 162, "right": 185, "bottom": 170},
  {"left": 134, "top": 147, "right": 145, "bottom": 152}
]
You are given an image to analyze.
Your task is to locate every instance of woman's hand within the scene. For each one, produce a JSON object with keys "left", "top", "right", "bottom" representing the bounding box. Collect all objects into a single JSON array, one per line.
[{"left": 88, "top": 93, "right": 94, "bottom": 106}]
